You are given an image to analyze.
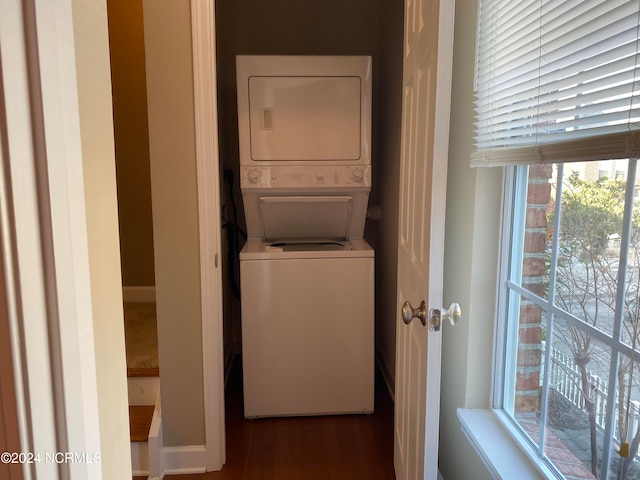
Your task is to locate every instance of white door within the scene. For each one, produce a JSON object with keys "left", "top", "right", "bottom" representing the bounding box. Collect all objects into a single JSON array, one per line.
[{"left": 394, "top": 0, "right": 455, "bottom": 479}]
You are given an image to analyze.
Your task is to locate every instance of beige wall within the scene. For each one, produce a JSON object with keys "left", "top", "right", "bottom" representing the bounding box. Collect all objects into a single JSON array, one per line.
[
  {"left": 71, "top": 0, "right": 132, "bottom": 478},
  {"left": 107, "top": 0, "right": 155, "bottom": 287},
  {"left": 439, "top": 0, "right": 501, "bottom": 478},
  {"left": 143, "top": 0, "right": 206, "bottom": 447}
]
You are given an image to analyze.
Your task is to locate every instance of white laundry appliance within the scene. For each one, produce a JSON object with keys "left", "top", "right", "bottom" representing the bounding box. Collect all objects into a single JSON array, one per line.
[{"left": 236, "top": 55, "right": 375, "bottom": 418}]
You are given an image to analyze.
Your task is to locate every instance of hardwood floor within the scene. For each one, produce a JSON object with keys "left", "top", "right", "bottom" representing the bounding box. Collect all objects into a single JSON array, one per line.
[
  {"left": 166, "top": 360, "right": 396, "bottom": 480},
  {"left": 129, "top": 405, "right": 155, "bottom": 443}
]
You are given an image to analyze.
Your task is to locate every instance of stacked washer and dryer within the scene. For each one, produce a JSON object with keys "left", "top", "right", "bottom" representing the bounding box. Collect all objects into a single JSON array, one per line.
[{"left": 236, "top": 55, "right": 374, "bottom": 418}]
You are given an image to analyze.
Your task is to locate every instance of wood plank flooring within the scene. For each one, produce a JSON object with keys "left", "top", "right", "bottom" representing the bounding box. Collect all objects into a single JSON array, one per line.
[
  {"left": 129, "top": 405, "right": 155, "bottom": 443},
  {"left": 166, "top": 360, "right": 395, "bottom": 480},
  {"left": 127, "top": 366, "right": 160, "bottom": 378}
]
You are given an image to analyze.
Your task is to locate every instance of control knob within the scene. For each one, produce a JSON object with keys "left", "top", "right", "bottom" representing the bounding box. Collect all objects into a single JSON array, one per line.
[
  {"left": 352, "top": 168, "right": 365, "bottom": 183},
  {"left": 247, "top": 169, "right": 260, "bottom": 184}
]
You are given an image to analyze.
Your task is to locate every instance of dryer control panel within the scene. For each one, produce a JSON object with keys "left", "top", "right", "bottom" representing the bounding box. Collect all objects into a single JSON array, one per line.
[{"left": 240, "top": 165, "right": 371, "bottom": 190}]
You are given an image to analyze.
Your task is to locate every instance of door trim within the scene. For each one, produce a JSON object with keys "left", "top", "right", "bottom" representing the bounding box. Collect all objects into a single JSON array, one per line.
[
  {"left": 0, "top": 0, "right": 103, "bottom": 478},
  {"left": 190, "top": 0, "right": 226, "bottom": 470}
]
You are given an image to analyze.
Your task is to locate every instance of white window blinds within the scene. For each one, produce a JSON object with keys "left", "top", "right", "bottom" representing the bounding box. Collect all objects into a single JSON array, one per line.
[{"left": 472, "top": 0, "right": 640, "bottom": 167}]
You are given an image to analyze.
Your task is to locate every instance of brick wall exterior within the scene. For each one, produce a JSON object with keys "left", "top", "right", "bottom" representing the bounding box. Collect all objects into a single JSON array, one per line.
[{"left": 515, "top": 164, "right": 552, "bottom": 413}]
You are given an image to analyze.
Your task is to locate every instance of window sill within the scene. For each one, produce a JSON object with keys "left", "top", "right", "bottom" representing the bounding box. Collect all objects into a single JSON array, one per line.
[{"left": 457, "top": 409, "right": 555, "bottom": 479}]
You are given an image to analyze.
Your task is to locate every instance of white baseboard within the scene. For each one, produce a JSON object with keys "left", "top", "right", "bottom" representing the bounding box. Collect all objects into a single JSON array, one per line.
[
  {"left": 131, "top": 391, "right": 161, "bottom": 477},
  {"left": 123, "top": 286, "right": 156, "bottom": 303},
  {"left": 131, "top": 441, "right": 149, "bottom": 476},
  {"left": 160, "top": 445, "right": 207, "bottom": 477},
  {"left": 149, "top": 394, "right": 162, "bottom": 480},
  {"left": 146, "top": 393, "right": 209, "bottom": 479}
]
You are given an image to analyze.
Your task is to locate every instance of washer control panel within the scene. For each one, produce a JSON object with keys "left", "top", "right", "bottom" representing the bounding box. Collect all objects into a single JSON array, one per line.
[{"left": 240, "top": 165, "right": 371, "bottom": 189}]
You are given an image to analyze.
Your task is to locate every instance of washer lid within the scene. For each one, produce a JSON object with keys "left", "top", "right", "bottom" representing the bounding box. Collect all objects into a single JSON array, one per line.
[
  {"left": 259, "top": 196, "right": 352, "bottom": 241},
  {"left": 240, "top": 238, "right": 374, "bottom": 260}
]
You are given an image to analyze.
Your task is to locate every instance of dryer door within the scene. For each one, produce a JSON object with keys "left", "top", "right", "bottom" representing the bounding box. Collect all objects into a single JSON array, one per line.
[{"left": 248, "top": 76, "right": 362, "bottom": 162}]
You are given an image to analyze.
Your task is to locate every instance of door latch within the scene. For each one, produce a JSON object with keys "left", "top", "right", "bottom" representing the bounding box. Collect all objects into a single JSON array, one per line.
[{"left": 428, "top": 303, "right": 461, "bottom": 331}]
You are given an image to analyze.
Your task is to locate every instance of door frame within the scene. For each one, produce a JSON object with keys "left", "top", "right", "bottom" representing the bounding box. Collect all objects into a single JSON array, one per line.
[
  {"left": 2, "top": 0, "right": 227, "bottom": 476},
  {"left": 0, "top": 0, "right": 103, "bottom": 478}
]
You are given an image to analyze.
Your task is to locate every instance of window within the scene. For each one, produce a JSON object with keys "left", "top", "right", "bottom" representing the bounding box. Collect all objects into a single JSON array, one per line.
[
  {"left": 473, "top": 1, "right": 640, "bottom": 478},
  {"left": 499, "top": 160, "right": 640, "bottom": 479}
]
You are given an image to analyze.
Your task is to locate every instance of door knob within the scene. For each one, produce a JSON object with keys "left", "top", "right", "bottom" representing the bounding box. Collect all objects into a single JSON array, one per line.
[
  {"left": 401, "top": 300, "right": 427, "bottom": 326},
  {"left": 429, "top": 303, "right": 461, "bottom": 331}
]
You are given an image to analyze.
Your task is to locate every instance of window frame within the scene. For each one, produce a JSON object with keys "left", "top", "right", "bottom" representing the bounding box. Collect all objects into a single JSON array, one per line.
[{"left": 493, "top": 159, "right": 640, "bottom": 479}]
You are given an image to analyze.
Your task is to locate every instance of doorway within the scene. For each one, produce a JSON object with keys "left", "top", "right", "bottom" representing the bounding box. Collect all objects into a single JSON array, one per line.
[
  {"left": 107, "top": 0, "right": 406, "bottom": 470},
  {"left": 212, "top": 0, "right": 405, "bottom": 470}
]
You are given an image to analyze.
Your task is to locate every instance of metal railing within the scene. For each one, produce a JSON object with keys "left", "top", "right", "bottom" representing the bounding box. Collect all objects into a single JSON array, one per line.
[{"left": 545, "top": 343, "right": 640, "bottom": 448}]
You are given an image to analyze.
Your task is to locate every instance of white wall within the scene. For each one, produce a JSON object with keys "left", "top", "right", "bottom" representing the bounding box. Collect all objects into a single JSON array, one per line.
[
  {"left": 439, "top": 1, "right": 502, "bottom": 478},
  {"left": 71, "top": 0, "right": 132, "bottom": 478}
]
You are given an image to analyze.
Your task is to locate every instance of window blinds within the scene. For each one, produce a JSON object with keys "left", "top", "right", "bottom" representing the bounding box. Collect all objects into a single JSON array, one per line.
[{"left": 472, "top": 0, "right": 640, "bottom": 167}]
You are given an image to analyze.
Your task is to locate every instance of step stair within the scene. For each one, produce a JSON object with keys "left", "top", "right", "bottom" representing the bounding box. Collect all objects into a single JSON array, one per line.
[
  {"left": 128, "top": 370, "right": 159, "bottom": 478},
  {"left": 125, "top": 300, "right": 160, "bottom": 479},
  {"left": 130, "top": 405, "right": 154, "bottom": 477},
  {"left": 130, "top": 405, "right": 154, "bottom": 442}
]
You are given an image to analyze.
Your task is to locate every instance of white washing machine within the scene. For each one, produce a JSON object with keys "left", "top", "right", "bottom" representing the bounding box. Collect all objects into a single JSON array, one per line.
[{"left": 236, "top": 55, "right": 374, "bottom": 418}]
